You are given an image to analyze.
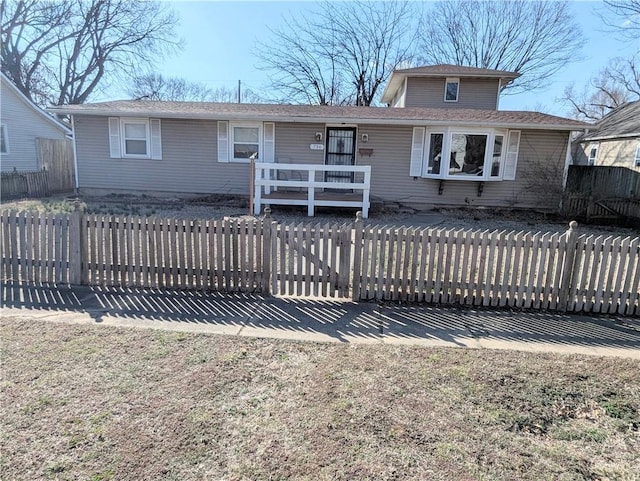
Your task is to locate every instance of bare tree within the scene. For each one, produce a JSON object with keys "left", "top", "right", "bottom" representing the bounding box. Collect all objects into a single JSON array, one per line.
[
  {"left": 129, "top": 74, "right": 265, "bottom": 103},
  {"left": 418, "top": 0, "right": 583, "bottom": 93},
  {"left": 257, "top": 1, "right": 418, "bottom": 106},
  {"left": 601, "top": 0, "right": 640, "bottom": 39},
  {"left": 561, "top": 55, "right": 640, "bottom": 121},
  {"left": 209, "top": 86, "right": 263, "bottom": 104},
  {"left": 1, "top": 0, "right": 179, "bottom": 106},
  {"left": 128, "top": 74, "right": 214, "bottom": 102}
]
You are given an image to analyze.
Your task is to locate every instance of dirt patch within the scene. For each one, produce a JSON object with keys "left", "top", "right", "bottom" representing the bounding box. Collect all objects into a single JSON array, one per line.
[
  {"left": 1, "top": 317, "right": 639, "bottom": 481},
  {"left": 1, "top": 193, "right": 637, "bottom": 236}
]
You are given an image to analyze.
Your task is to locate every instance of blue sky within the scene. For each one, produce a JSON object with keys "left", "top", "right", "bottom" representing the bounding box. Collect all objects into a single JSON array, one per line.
[{"left": 133, "top": 0, "right": 638, "bottom": 116}]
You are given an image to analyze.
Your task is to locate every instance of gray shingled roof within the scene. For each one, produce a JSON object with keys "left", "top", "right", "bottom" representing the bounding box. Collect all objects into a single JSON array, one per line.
[
  {"left": 582, "top": 101, "right": 640, "bottom": 140},
  {"left": 49, "top": 100, "right": 589, "bottom": 131},
  {"left": 393, "top": 64, "right": 520, "bottom": 79}
]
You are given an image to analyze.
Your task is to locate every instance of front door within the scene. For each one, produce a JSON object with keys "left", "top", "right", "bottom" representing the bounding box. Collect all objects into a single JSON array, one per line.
[{"left": 325, "top": 127, "right": 356, "bottom": 187}]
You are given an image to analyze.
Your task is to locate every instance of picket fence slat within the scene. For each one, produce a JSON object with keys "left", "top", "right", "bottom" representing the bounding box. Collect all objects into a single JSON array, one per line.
[{"left": 1, "top": 211, "right": 638, "bottom": 313}]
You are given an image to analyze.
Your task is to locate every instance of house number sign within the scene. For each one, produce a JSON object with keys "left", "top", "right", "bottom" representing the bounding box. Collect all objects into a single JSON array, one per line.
[{"left": 309, "top": 143, "right": 324, "bottom": 150}]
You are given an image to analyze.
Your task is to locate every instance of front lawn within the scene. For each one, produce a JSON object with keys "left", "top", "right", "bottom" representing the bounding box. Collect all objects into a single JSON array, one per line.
[{"left": 1, "top": 318, "right": 638, "bottom": 480}]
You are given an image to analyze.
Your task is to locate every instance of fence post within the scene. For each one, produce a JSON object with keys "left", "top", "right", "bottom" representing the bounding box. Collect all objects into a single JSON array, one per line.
[
  {"left": 261, "top": 207, "right": 272, "bottom": 295},
  {"left": 351, "top": 211, "right": 363, "bottom": 301},
  {"left": 559, "top": 221, "right": 579, "bottom": 311},
  {"left": 68, "top": 202, "right": 82, "bottom": 285}
]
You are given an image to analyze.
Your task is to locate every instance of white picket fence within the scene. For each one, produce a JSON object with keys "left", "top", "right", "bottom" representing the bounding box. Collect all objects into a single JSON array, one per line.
[{"left": 1, "top": 210, "right": 638, "bottom": 315}]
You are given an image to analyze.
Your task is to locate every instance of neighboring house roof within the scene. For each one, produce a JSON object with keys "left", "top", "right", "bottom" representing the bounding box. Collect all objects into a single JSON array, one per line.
[
  {"left": 580, "top": 101, "right": 640, "bottom": 142},
  {"left": 380, "top": 64, "right": 520, "bottom": 104},
  {"left": 0, "top": 72, "right": 71, "bottom": 135},
  {"left": 48, "top": 100, "right": 589, "bottom": 131}
]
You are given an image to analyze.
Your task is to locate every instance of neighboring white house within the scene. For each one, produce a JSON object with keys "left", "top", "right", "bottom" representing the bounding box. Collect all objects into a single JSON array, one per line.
[
  {"left": 0, "top": 72, "right": 71, "bottom": 172},
  {"left": 574, "top": 101, "right": 640, "bottom": 173}
]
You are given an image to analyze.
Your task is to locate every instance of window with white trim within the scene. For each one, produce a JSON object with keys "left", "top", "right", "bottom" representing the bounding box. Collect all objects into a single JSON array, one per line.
[
  {"left": 122, "top": 119, "right": 149, "bottom": 157},
  {"left": 588, "top": 145, "right": 597, "bottom": 165},
  {"left": 635, "top": 143, "right": 640, "bottom": 167},
  {"left": 0, "top": 124, "right": 8, "bottom": 154},
  {"left": 108, "top": 117, "right": 161, "bottom": 160},
  {"left": 444, "top": 78, "right": 459, "bottom": 102},
  {"left": 230, "top": 122, "right": 261, "bottom": 162},
  {"left": 413, "top": 127, "right": 518, "bottom": 181}
]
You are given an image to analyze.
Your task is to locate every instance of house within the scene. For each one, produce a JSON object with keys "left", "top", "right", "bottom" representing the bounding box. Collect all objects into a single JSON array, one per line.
[
  {"left": 48, "top": 65, "right": 588, "bottom": 217},
  {"left": 574, "top": 101, "right": 640, "bottom": 172},
  {"left": 1, "top": 72, "right": 71, "bottom": 172}
]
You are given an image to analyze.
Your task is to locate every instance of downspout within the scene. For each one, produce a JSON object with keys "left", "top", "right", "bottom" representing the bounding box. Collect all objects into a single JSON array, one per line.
[
  {"left": 70, "top": 115, "right": 80, "bottom": 193},
  {"left": 496, "top": 79, "right": 501, "bottom": 109}
]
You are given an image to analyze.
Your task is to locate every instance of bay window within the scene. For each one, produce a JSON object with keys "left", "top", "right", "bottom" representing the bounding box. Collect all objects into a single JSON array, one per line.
[{"left": 414, "top": 127, "right": 519, "bottom": 181}]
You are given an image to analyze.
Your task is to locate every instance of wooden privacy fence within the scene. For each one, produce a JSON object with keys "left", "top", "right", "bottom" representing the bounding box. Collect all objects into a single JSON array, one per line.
[
  {"left": 36, "top": 138, "right": 75, "bottom": 193},
  {"left": 1, "top": 210, "right": 638, "bottom": 315},
  {"left": 563, "top": 166, "right": 640, "bottom": 226},
  {"left": 1, "top": 170, "right": 49, "bottom": 199}
]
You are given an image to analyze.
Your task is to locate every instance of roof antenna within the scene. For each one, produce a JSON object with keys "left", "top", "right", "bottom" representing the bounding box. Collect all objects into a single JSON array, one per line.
[{"left": 238, "top": 80, "right": 241, "bottom": 104}]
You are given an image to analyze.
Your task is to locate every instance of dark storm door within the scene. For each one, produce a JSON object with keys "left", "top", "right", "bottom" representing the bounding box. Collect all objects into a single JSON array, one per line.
[{"left": 325, "top": 127, "right": 356, "bottom": 188}]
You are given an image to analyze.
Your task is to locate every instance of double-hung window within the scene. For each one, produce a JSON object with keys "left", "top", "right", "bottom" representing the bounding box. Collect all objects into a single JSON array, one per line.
[
  {"left": 122, "top": 119, "right": 149, "bottom": 157},
  {"left": 231, "top": 123, "right": 261, "bottom": 162},
  {"left": 444, "top": 78, "right": 459, "bottom": 102},
  {"left": 0, "top": 124, "right": 8, "bottom": 154}
]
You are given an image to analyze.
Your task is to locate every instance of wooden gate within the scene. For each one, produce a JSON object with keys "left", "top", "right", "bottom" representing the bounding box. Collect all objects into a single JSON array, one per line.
[{"left": 271, "top": 222, "right": 352, "bottom": 297}]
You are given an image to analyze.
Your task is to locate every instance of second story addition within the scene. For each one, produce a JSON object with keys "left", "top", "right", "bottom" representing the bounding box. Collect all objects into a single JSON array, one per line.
[{"left": 380, "top": 65, "right": 520, "bottom": 110}]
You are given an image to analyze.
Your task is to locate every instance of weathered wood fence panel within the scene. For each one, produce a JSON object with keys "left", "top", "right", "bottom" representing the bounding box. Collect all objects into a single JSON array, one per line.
[
  {"left": 1, "top": 170, "right": 50, "bottom": 199},
  {"left": 1, "top": 210, "right": 638, "bottom": 314},
  {"left": 36, "top": 138, "right": 75, "bottom": 193},
  {"left": 563, "top": 166, "right": 640, "bottom": 226}
]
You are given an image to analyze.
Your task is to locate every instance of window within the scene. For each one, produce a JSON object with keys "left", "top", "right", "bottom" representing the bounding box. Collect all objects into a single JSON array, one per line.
[
  {"left": 635, "top": 143, "right": 640, "bottom": 167},
  {"left": 425, "top": 133, "right": 444, "bottom": 175},
  {"left": 588, "top": 145, "right": 598, "bottom": 165},
  {"left": 121, "top": 119, "right": 149, "bottom": 157},
  {"left": 233, "top": 127, "right": 259, "bottom": 159},
  {"left": 108, "top": 117, "right": 161, "bottom": 160},
  {"left": 413, "top": 127, "right": 518, "bottom": 181},
  {"left": 449, "top": 133, "right": 487, "bottom": 176},
  {"left": 490, "top": 134, "right": 504, "bottom": 178},
  {"left": 444, "top": 77, "right": 459, "bottom": 102},
  {"left": 230, "top": 122, "right": 261, "bottom": 162},
  {"left": 0, "top": 124, "right": 8, "bottom": 154}
]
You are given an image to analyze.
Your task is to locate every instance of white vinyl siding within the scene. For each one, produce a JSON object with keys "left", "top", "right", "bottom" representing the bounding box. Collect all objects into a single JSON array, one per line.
[{"left": 0, "top": 76, "right": 68, "bottom": 171}]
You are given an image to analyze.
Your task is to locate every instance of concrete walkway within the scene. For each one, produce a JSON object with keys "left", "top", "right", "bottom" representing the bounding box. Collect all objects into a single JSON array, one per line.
[{"left": 2, "top": 282, "right": 639, "bottom": 359}]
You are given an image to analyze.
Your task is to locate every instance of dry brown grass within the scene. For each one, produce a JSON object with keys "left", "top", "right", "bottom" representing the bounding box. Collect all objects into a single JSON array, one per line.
[{"left": 1, "top": 317, "right": 639, "bottom": 481}]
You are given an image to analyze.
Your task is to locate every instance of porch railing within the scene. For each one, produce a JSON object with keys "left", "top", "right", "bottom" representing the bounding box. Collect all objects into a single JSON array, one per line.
[{"left": 253, "top": 163, "right": 371, "bottom": 218}]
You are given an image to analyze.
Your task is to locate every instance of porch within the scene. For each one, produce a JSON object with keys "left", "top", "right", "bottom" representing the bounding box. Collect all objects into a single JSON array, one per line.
[{"left": 252, "top": 162, "right": 371, "bottom": 218}]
